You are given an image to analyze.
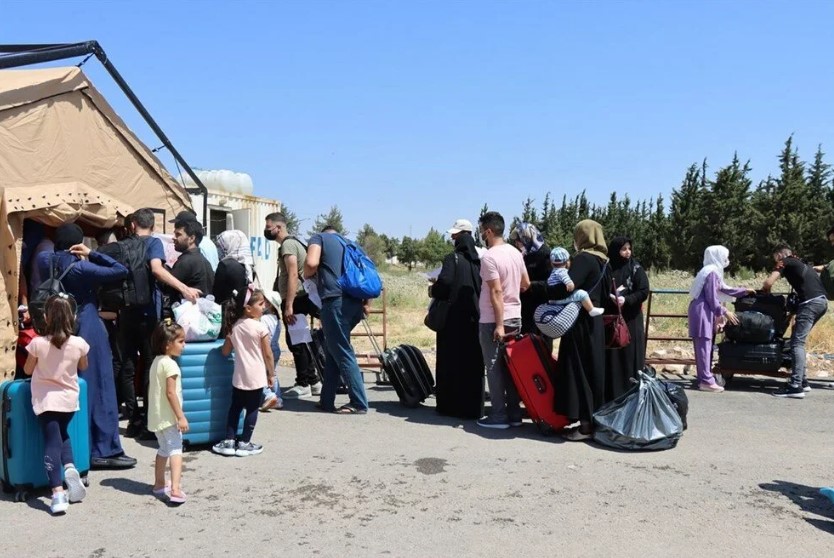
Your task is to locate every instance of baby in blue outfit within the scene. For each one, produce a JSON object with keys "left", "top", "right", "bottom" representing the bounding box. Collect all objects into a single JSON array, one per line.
[{"left": 547, "top": 247, "right": 604, "bottom": 317}]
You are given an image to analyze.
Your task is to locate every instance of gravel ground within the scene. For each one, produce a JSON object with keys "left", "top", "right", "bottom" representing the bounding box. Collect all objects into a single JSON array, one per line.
[{"left": 2, "top": 367, "right": 834, "bottom": 557}]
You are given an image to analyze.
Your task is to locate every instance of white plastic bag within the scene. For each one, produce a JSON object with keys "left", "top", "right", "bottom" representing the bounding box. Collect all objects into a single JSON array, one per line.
[{"left": 173, "top": 296, "right": 223, "bottom": 341}]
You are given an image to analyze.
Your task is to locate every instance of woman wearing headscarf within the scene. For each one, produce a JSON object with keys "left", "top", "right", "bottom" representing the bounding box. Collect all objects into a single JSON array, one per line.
[
  {"left": 213, "top": 230, "right": 254, "bottom": 311},
  {"left": 509, "top": 223, "right": 552, "bottom": 335},
  {"left": 537, "top": 220, "right": 609, "bottom": 441},
  {"left": 604, "top": 236, "right": 651, "bottom": 400},
  {"left": 429, "top": 230, "right": 484, "bottom": 419},
  {"left": 689, "top": 245, "right": 752, "bottom": 392},
  {"left": 35, "top": 223, "right": 136, "bottom": 468}
]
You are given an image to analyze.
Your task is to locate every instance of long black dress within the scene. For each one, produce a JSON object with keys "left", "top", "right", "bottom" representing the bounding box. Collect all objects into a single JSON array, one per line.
[
  {"left": 430, "top": 236, "right": 484, "bottom": 419},
  {"left": 604, "top": 259, "right": 650, "bottom": 400},
  {"left": 538, "top": 252, "right": 607, "bottom": 423},
  {"left": 520, "top": 245, "right": 551, "bottom": 334}
]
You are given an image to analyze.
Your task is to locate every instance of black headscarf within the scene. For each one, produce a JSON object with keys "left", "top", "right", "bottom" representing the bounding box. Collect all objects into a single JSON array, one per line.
[
  {"left": 54, "top": 223, "right": 84, "bottom": 251},
  {"left": 454, "top": 232, "right": 480, "bottom": 261},
  {"left": 608, "top": 235, "right": 632, "bottom": 270}
]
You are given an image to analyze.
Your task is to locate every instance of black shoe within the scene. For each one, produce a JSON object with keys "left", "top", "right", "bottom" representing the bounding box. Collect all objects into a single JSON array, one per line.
[
  {"left": 91, "top": 454, "right": 138, "bottom": 469},
  {"left": 772, "top": 384, "right": 805, "bottom": 399},
  {"left": 802, "top": 380, "right": 812, "bottom": 393}
]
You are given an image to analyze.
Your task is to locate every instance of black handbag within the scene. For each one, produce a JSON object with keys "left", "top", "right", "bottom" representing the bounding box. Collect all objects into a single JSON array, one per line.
[{"left": 424, "top": 254, "right": 458, "bottom": 332}]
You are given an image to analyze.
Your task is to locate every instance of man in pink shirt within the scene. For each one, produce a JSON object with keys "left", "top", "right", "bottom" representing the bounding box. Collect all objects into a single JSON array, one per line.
[{"left": 477, "top": 212, "right": 530, "bottom": 429}]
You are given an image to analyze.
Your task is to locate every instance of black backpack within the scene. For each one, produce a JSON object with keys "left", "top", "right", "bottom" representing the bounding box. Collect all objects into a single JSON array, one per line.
[
  {"left": 98, "top": 235, "right": 152, "bottom": 310},
  {"left": 30, "top": 255, "right": 78, "bottom": 335}
]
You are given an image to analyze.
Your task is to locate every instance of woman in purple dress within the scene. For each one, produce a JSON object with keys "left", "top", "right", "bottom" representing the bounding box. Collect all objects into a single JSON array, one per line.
[{"left": 688, "top": 246, "right": 753, "bottom": 392}]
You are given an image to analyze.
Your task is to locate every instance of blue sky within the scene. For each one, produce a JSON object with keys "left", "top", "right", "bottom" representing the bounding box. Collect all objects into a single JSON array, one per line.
[{"left": 4, "top": 0, "right": 834, "bottom": 239}]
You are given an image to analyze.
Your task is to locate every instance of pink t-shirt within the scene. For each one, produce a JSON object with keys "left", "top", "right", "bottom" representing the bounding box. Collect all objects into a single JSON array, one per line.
[
  {"left": 26, "top": 335, "right": 90, "bottom": 415},
  {"left": 229, "top": 318, "right": 269, "bottom": 390},
  {"left": 479, "top": 243, "right": 527, "bottom": 324}
]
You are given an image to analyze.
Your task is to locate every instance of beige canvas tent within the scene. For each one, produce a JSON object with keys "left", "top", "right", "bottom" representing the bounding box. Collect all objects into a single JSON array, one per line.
[{"left": 0, "top": 66, "right": 193, "bottom": 380}]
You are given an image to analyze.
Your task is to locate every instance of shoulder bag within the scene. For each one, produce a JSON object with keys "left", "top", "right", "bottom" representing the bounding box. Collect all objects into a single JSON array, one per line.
[{"left": 424, "top": 254, "right": 458, "bottom": 332}]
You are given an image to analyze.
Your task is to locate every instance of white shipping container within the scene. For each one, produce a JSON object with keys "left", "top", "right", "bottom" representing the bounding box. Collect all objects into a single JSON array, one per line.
[{"left": 190, "top": 188, "right": 281, "bottom": 292}]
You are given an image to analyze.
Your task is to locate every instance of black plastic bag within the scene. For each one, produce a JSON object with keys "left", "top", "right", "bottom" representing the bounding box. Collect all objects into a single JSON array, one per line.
[
  {"left": 660, "top": 380, "right": 689, "bottom": 430},
  {"left": 593, "top": 369, "right": 684, "bottom": 451}
]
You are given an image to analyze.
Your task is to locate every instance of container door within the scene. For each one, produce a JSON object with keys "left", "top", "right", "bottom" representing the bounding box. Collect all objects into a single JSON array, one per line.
[{"left": 231, "top": 209, "right": 252, "bottom": 236}]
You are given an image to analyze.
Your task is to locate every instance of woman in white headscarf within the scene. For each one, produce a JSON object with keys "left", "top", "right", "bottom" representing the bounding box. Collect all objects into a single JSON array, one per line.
[
  {"left": 213, "top": 230, "right": 254, "bottom": 314},
  {"left": 688, "top": 246, "right": 753, "bottom": 392},
  {"left": 216, "top": 230, "right": 254, "bottom": 283}
]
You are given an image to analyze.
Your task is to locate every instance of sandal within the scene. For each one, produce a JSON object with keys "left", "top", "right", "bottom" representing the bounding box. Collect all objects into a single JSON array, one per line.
[
  {"left": 169, "top": 490, "right": 187, "bottom": 505},
  {"left": 152, "top": 483, "right": 171, "bottom": 499},
  {"left": 562, "top": 428, "right": 591, "bottom": 442},
  {"left": 335, "top": 405, "right": 367, "bottom": 415}
]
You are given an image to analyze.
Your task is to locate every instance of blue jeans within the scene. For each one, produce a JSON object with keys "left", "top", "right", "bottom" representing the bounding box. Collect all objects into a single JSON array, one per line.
[
  {"left": 789, "top": 297, "right": 828, "bottom": 387},
  {"left": 319, "top": 296, "right": 368, "bottom": 411}
]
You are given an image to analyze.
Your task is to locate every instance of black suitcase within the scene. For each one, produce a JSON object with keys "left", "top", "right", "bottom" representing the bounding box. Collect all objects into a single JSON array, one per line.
[
  {"left": 364, "top": 320, "right": 434, "bottom": 407},
  {"left": 724, "top": 311, "right": 775, "bottom": 343},
  {"left": 733, "top": 294, "right": 789, "bottom": 337},
  {"left": 718, "top": 341, "right": 783, "bottom": 373}
]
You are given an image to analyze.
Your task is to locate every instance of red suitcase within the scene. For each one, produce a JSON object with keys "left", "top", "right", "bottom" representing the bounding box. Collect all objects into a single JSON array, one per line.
[{"left": 503, "top": 334, "right": 570, "bottom": 434}]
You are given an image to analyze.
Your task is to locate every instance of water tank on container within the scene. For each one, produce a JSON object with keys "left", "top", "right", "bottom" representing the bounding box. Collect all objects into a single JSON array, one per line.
[{"left": 178, "top": 169, "right": 254, "bottom": 196}]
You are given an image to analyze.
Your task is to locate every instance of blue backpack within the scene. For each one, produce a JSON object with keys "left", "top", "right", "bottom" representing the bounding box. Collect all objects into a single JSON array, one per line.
[{"left": 334, "top": 236, "right": 383, "bottom": 299}]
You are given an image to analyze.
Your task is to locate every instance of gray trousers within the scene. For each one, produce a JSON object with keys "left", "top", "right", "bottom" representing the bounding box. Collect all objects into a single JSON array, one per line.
[
  {"left": 789, "top": 297, "right": 828, "bottom": 387},
  {"left": 479, "top": 319, "right": 522, "bottom": 422}
]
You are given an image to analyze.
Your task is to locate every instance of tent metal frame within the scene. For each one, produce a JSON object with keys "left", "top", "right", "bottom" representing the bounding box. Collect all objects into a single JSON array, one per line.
[{"left": 0, "top": 41, "right": 209, "bottom": 225}]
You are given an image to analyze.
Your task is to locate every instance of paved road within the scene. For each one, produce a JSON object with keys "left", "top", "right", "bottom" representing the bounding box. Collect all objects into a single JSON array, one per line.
[{"left": 2, "top": 368, "right": 833, "bottom": 557}]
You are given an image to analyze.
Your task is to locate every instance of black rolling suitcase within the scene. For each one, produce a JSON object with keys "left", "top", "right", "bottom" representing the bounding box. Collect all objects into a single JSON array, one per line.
[
  {"left": 309, "top": 327, "right": 349, "bottom": 394},
  {"left": 718, "top": 341, "right": 783, "bottom": 373},
  {"left": 363, "top": 319, "right": 434, "bottom": 407}
]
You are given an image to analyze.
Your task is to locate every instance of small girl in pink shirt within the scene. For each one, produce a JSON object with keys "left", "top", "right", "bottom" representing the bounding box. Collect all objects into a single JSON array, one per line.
[
  {"left": 24, "top": 294, "right": 90, "bottom": 515},
  {"left": 212, "top": 290, "right": 274, "bottom": 458}
]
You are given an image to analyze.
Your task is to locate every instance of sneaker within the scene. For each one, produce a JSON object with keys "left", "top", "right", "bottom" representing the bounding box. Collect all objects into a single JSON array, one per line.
[
  {"left": 802, "top": 380, "right": 812, "bottom": 393},
  {"left": 50, "top": 492, "right": 69, "bottom": 515},
  {"left": 310, "top": 382, "right": 323, "bottom": 396},
  {"left": 235, "top": 441, "right": 264, "bottom": 457},
  {"left": 698, "top": 383, "right": 724, "bottom": 393},
  {"left": 260, "top": 393, "right": 279, "bottom": 412},
  {"left": 64, "top": 466, "right": 86, "bottom": 503},
  {"left": 212, "top": 439, "right": 237, "bottom": 456},
  {"left": 477, "top": 416, "right": 510, "bottom": 430},
  {"left": 283, "top": 384, "right": 312, "bottom": 399},
  {"left": 508, "top": 416, "right": 524, "bottom": 427},
  {"left": 772, "top": 384, "right": 805, "bottom": 399}
]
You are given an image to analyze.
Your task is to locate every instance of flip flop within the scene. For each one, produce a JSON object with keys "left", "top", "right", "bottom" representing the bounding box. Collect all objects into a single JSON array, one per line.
[
  {"left": 169, "top": 490, "right": 187, "bottom": 505},
  {"left": 335, "top": 405, "right": 367, "bottom": 415},
  {"left": 152, "top": 484, "right": 171, "bottom": 499}
]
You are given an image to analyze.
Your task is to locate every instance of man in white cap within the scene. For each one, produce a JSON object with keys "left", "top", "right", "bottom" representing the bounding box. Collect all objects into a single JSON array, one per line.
[{"left": 447, "top": 219, "right": 486, "bottom": 257}]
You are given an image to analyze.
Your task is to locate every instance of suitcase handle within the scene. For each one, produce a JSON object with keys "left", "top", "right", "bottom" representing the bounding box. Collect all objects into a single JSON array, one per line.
[{"left": 361, "top": 318, "right": 384, "bottom": 358}]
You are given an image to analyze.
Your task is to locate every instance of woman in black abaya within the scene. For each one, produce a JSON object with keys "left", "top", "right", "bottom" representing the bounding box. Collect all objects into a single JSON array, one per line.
[
  {"left": 604, "top": 236, "right": 650, "bottom": 400},
  {"left": 430, "top": 232, "right": 484, "bottom": 419}
]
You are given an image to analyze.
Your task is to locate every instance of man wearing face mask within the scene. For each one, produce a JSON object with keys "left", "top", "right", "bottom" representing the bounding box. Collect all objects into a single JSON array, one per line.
[
  {"left": 476, "top": 211, "right": 530, "bottom": 429},
  {"left": 169, "top": 217, "right": 214, "bottom": 304},
  {"left": 264, "top": 213, "right": 322, "bottom": 399}
]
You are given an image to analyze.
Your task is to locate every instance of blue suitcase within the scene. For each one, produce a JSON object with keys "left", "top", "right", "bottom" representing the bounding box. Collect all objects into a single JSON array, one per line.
[
  {"left": 0, "top": 378, "right": 91, "bottom": 501},
  {"left": 176, "top": 340, "right": 243, "bottom": 446}
]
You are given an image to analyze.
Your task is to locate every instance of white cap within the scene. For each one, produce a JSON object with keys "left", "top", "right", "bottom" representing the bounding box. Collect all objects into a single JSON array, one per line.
[{"left": 447, "top": 219, "right": 474, "bottom": 235}]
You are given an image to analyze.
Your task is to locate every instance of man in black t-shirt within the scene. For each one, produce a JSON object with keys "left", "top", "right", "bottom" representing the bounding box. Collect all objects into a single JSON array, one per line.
[
  {"left": 762, "top": 244, "right": 828, "bottom": 399},
  {"left": 170, "top": 218, "right": 215, "bottom": 303}
]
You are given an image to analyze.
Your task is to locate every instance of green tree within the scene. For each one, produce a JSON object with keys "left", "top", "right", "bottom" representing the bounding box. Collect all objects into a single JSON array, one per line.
[
  {"left": 669, "top": 162, "right": 708, "bottom": 271},
  {"left": 418, "top": 228, "right": 450, "bottom": 267},
  {"left": 355, "top": 224, "right": 385, "bottom": 265},
  {"left": 397, "top": 236, "right": 420, "bottom": 271},
  {"left": 703, "top": 154, "right": 756, "bottom": 273},
  {"left": 379, "top": 234, "right": 400, "bottom": 260},
  {"left": 277, "top": 202, "right": 301, "bottom": 235},
  {"left": 309, "top": 205, "right": 349, "bottom": 237}
]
